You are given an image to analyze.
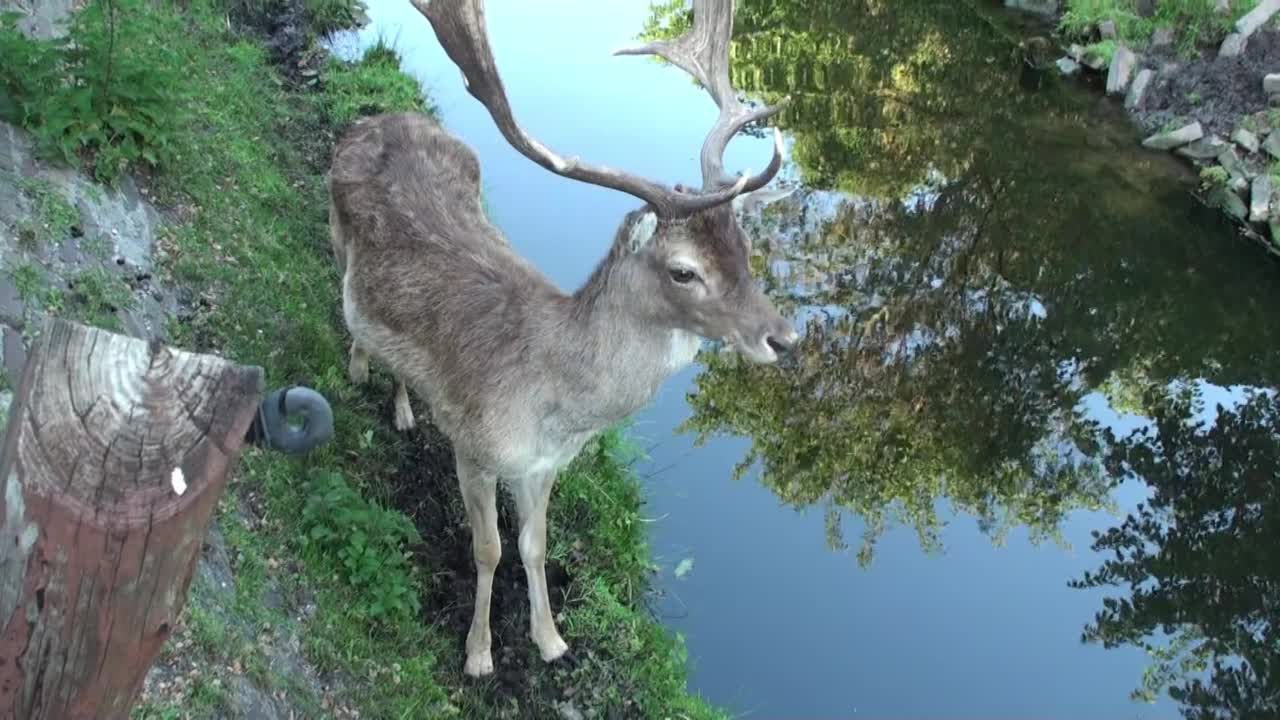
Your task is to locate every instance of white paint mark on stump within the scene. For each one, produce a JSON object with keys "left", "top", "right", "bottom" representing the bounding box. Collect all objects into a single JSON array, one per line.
[{"left": 171, "top": 467, "right": 187, "bottom": 496}]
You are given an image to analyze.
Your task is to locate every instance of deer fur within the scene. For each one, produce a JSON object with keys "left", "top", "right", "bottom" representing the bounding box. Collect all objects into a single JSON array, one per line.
[{"left": 328, "top": 0, "right": 796, "bottom": 678}]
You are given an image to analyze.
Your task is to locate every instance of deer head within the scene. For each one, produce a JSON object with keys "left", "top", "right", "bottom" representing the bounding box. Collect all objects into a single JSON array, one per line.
[{"left": 413, "top": 0, "right": 799, "bottom": 363}]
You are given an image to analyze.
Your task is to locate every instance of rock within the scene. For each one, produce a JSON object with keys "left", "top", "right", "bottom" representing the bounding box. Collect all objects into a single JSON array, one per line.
[
  {"left": 557, "top": 702, "right": 587, "bottom": 720},
  {"left": 0, "top": 0, "right": 76, "bottom": 40},
  {"left": 1137, "top": 0, "right": 1156, "bottom": 16},
  {"left": 1, "top": 326, "right": 24, "bottom": 384},
  {"left": 1003, "top": 0, "right": 1059, "bottom": 17},
  {"left": 1251, "top": 175, "right": 1273, "bottom": 222},
  {"left": 1056, "top": 57, "right": 1080, "bottom": 76},
  {"left": 0, "top": 390, "right": 11, "bottom": 436},
  {"left": 1142, "top": 121, "right": 1203, "bottom": 150},
  {"left": 1082, "top": 48, "right": 1109, "bottom": 70},
  {"left": 1220, "top": 32, "right": 1248, "bottom": 57},
  {"left": 1176, "top": 135, "right": 1229, "bottom": 159},
  {"left": 1151, "top": 27, "right": 1175, "bottom": 47},
  {"left": 1264, "top": 132, "right": 1280, "bottom": 160},
  {"left": 1232, "top": 176, "right": 1251, "bottom": 193},
  {"left": 1215, "top": 0, "right": 1232, "bottom": 14},
  {"left": 1219, "top": 147, "right": 1248, "bottom": 177},
  {"left": 1233, "top": 128, "right": 1261, "bottom": 153},
  {"left": 1265, "top": 74, "right": 1280, "bottom": 95},
  {"left": 1106, "top": 47, "right": 1137, "bottom": 94},
  {"left": 1068, "top": 43, "right": 1086, "bottom": 61},
  {"left": 1099, "top": 19, "right": 1118, "bottom": 40},
  {"left": 1125, "top": 69, "right": 1155, "bottom": 110},
  {"left": 1209, "top": 185, "right": 1249, "bottom": 220},
  {"left": 1236, "top": 0, "right": 1280, "bottom": 37}
]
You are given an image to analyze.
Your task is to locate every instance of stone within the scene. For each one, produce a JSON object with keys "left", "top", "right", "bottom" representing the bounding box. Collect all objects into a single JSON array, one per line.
[
  {"left": 1251, "top": 175, "right": 1273, "bottom": 222},
  {"left": 1232, "top": 176, "right": 1251, "bottom": 194},
  {"left": 1056, "top": 57, "right": 1080, "bottom": 76},
  {"left": 0, "top": 390, "right": 9, "bottom": 436},
  {"left": 1099, "top": 19, "right": 1118, "bottom": 40},
  {"left": 1, "top": 325, "right": 24, "bottom": 382},
  {"left": 1069, "top": 43, "right": 1086, "bottom": 61},
  {"left": 1219, "top": 147, "right": 1248, "bottom": 177},
  {"left": 1003, "top": 0, "right": 1059, "bottom": 17},
  {"left": 1125, "top": 69, "right": 1155, "bottom": 110},
  {"left": 1106, "top": 47, "right": 1137, "bottom": 94},
  {"left": 1265, "top": 74, "right": 1280, "bottom": 95},
  {"left": 1082, "top": 48, "right": 1109, "bottom": 70},
  {"left": 0, "top": 0, "right": 76, "bottom": 40},
  {"left": 1264, "top": 132, "right": 1280, "bottom": 160},
  {"left": 1215, "top": 0, "right": 1232, "bottom": 14},
  {"left": 1235, "top": 0, "right": 1280, "bottom": 37},
  {"left": 1138, "top": 0, "right": 1156, "bottom": 16},
  {"left": 1209, "top": 185, "right": 1249, "bottom": 220},
  {"left": 1233, "top": 128, "right": 1261, "bottom": 153},
  {"left": 1142, "top": 121, "right": 1204, "bottom": 150},
  {"left": 1151, "top": 27, "right": 1175, "bottom": 47},
  {"left": 1220, "top": 32, "right": 1248, "bottom": 58},
  {"left": 1176, "top": 135, "right": 1229, "bottom": 160}
]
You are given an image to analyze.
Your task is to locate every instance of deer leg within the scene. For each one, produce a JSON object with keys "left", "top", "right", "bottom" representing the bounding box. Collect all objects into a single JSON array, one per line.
[
  {"left": 392, "top": 380, "right": 415, "bottom": 430},
  {"left": 457, "top": 457, "right": 501, "bottom": 677},
  {"left": 348, "top": 341, "right": 369, "bottom": 384},
  {"left": 514, "top": 471, "right": 568, "bottom": 663}
]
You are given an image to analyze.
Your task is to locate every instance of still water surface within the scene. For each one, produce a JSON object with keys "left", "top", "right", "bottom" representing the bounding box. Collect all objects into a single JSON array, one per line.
[{"left": 334, "top": 2, "right": 1280, "bottom": 717}]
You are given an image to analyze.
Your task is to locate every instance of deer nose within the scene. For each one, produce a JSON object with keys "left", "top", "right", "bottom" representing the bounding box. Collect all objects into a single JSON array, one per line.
[{"left": 764, "top": 327, "right": 799, "bottom": 356}]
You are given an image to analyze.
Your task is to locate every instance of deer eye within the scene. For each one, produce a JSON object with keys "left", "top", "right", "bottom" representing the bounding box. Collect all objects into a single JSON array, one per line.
[{"left": 668, "top": 267, "right": 698, "bottom": 284}]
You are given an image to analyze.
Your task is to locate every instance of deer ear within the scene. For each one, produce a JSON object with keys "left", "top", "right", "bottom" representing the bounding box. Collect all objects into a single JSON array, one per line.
[
  {"left": 732, "top": 186, "right": 796, "bottom": 215},
  {"left": 625, "top": 211, "right": 659, "bottom": 253}
]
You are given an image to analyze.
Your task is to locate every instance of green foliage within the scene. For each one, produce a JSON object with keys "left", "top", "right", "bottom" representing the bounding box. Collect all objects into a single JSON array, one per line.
[
  {"left": 1199, "top": 164, "right": 1230, "bottom": 190},
  {"left": 299, "top": 470, "right": 422, "bottom": 624},
  {"left": 0, "top": 0, "right": 187, "bottom": 184},
  {"left": 1059, "top": 0, "right": 1259, "bottom": 54},
  {"left": 306, "top": 0, "right": 367, "bottom": 36},
  {"left": 16, "top": 177, "right": 78, "bottom": 244},
  {"left": 66, "top": 266, "right": 133, "bottom": 330},
  {"left": 323, "top": 41, "right": 432, "bottom": 128}
]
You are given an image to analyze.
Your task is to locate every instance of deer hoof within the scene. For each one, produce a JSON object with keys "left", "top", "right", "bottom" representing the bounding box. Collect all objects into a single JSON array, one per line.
[
  {"left": 536, "top": 633, "right": 569, "bottom": 663},
  {"left": 393, "top": 399, "right": 415, "bottom": 431},
  {"left": 464, "top": 650, "right": 494, "bottom": 678},
  {"left": 348, "top": 357, "right": 369, "bottom": 385}
]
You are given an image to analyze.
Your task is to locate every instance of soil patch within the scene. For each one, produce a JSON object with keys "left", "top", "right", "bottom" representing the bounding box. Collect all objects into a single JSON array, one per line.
[
  {"left": 1135, "top": 28, "right": 1280, "bottom": 137},
  {"left": 387, "top": 421, "right": 585, "bottom": 717}
]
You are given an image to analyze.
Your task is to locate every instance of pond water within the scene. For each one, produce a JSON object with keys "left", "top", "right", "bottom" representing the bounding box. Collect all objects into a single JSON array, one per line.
[{"left": 332, "top": 1, "right": 1280, "bottom": 718}]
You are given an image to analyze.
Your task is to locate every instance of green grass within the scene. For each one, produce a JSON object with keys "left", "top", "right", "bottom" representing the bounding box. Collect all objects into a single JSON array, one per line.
[
  {"left": 1060, "top": 0, "right": 1260, "bottom": 56},
  {"left": 27, "top": 0, "right": 728, "bottom": 717}
]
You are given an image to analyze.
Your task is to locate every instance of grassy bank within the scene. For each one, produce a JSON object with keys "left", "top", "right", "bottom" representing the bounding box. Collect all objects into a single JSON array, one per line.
[
  {"left": 0, "top": 0, "right": 723, "bottom": 717},
  {"left": 1057, "top": 0, "right": 1259, "bottom": 56}
]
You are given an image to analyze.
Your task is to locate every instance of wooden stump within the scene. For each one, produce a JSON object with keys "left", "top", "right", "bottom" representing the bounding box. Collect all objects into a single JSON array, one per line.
[{"left": 0, "top": 319, "right": 264, "bottom": 720}]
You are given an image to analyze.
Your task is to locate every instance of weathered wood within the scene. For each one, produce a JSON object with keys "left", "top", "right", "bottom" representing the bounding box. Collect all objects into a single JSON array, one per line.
[{"left": 0, "top": 319, "right": 263, "bottom": 720}]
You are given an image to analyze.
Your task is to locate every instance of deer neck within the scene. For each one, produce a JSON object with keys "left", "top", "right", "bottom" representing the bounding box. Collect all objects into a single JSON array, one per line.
[{"left": 547, "top": 241, "right": 698, "bottom": 422}]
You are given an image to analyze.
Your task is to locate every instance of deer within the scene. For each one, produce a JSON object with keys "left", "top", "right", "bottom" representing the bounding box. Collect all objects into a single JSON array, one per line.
[{"left": 326, "top": 0, "right": 797, "bottom": 678}]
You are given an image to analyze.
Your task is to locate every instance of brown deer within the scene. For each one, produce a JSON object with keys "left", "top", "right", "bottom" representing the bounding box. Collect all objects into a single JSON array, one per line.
[{"left": 327, "top": 0, "right": 795, "bottom": 677}]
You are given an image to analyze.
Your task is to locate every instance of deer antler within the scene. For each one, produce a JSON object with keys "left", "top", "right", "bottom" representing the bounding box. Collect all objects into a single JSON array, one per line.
[
  {"left": 614, "top": 0, "right": 791, "bottom": 193},
  {"left": 411, "top": 0, "right": 786, "bottom": 217}
]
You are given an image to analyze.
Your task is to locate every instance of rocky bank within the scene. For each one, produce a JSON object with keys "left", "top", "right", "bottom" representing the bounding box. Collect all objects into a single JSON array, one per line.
[{"left": 1007, "top": 0, "right": 1280, "bottom": 256}]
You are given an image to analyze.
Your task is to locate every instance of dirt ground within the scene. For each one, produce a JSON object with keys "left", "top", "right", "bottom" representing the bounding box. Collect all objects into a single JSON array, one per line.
[{"left": 1134, "top": 28, "right": 1280, "bottom": 137}]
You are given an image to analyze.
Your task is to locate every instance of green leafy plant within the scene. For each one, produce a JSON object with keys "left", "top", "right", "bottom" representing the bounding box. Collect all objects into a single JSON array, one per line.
[
  {"left": 0, "top": 0, "right": 187, "bottom": 184},
  {"left": 299, "top": 470, "right": 422, "bottom": 624},
  {"left": 322, "top": 40, "right": 432, "bottom": 128}
]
